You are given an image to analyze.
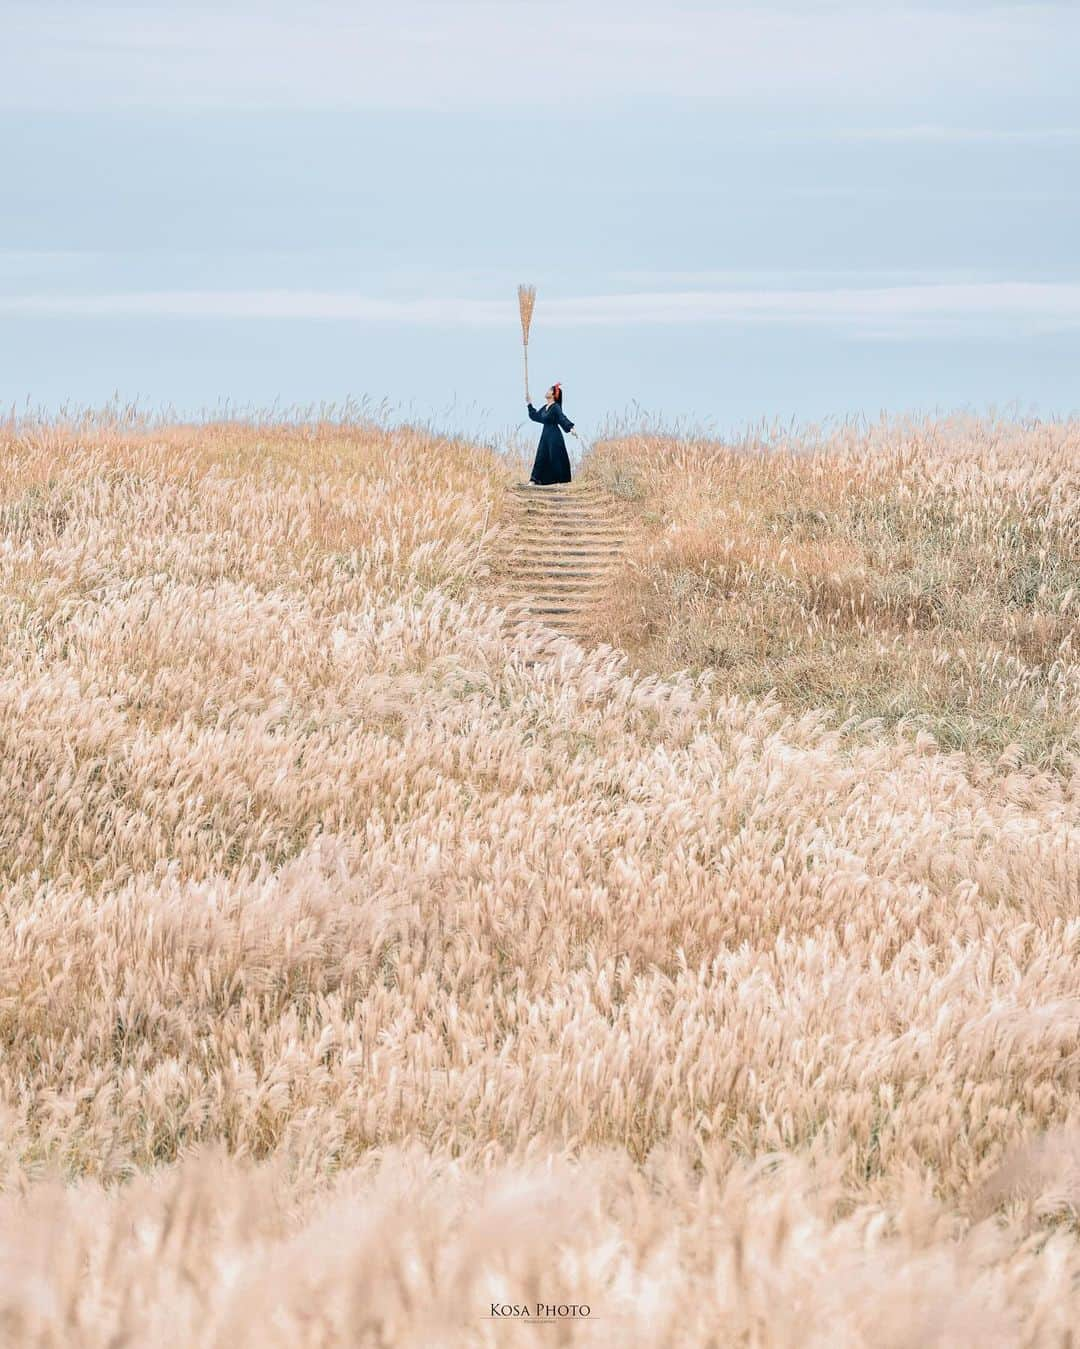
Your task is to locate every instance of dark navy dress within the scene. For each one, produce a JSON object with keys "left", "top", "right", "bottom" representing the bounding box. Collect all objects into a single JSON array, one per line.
[{"left": 526, "top": 402, "right": 574, "bottom": 484}]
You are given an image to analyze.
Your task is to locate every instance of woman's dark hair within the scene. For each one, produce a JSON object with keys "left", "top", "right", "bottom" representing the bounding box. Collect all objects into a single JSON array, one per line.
[{"left": 550, "top": 382, "right": 563, "bottom": 406}]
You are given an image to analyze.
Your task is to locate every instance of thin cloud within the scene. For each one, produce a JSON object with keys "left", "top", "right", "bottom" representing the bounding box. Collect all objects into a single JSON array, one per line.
[
  {"left": 604, "top": 268, "right": 1006, "bottom": 287},
  {"left": 836, "top": 126, "right": 1080, "bottom": 143},
  {"left": 3, "top": 282, "right": 1079, "bottom": 336}
]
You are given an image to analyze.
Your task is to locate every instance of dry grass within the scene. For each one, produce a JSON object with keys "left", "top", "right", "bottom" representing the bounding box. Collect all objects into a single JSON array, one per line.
[
  {"left": 0, "top": 411, "right": 1078, "bottom": 1345},
  {"left": 580, "top": 415, "right": 1079, "bottom": 775}
]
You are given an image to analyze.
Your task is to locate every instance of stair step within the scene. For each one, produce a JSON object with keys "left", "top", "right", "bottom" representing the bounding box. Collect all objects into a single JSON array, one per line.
[
  {"left": 499, "top": 591, "right": 607, "bottom": 604},
  {"left": 515, "top": 533, "right": 626, "bottom": 542},
  {"left": 515, "top": 499, "right": 614, "bottom": 510},
  {"left": 501, "top": 567, "right": 614, "bottom": 580},
  {"left": 501, "top": 550, "right": 620, "bottom": 561},
  {"left": 509, "top": 551, "right": 625, "bottom": 562},
  {"left": 505, "top": 550, "right": 624, "bottom": 559},
  {"left": 516, "top": 522, "right": 624, "bottom": 530},
  {"left": 503, "top": 615, "right": 590, "bottom": 630},
  {"left": 511, "top": 481, "right": 601, "bottom": 488},
  {"left": 501, "top": 569, "right": 612, "bottom": 581},
  {"left": 516, "top": 544, "right": 623, "bottom": 552},
  {"left": 517, "top": 508, "right": 614, "bottom": 513},
  {"left": 516, "top": 502, "right": 617, "bottom": 512},
  {"left": 518, "top": 531, "right": 621, "bottom": 540},
  {"left": 513, "top": 496, "right": 606, "bottom": 505},
  {"left": 500, "top": 590, "right": 595, "bottom": 607},
  {"left": 500, "top": 588, "right": 611, "bottom": 598},
  {"left": 512, "top": 499, "right": 606, "bottom": 510},
  {"left": 508, "top": 605, "right": 586, "bottom": 617},
  {"left": 516, "top": 517, "right": 621, "bottom": 528},
  {"left": 503, "top": 564, "right": 622, "bottom": 576},
  {"left": 501, "top": 576, "right": 611, "bottom": 590},
  {"left": 515, "top": 493, "right": 610, "bottom": 502},
  {"left": 516, "top": 498, "right": 612, "bottom": 506},
  {"left": 502, "top": 581, "right": 602, "bottom": 588},
  {"left": 512, "top": 541, "right": 626, "bottom": 551},
  {"left": 506, "top": 550, "right": 622, "bottom": 561},
  {"left": 517, "top": 606, "right": 593, "bottom": 618}
]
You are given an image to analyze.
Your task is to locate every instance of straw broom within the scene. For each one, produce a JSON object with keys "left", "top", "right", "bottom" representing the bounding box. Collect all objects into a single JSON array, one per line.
[{"left": 517, "top": 284, "right": 536, "bottom": 403}]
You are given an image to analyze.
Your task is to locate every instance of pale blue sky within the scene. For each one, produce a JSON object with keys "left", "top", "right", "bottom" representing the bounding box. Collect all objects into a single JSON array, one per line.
[{"left": 2, "top": 1, "right": 1079, "bottom": 447}]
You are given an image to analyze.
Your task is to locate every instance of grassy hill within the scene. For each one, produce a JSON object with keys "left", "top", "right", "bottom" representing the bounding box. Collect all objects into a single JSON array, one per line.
[
  {"left": 0, "top": 411, "right": 1077, "bottom": 1344},
  {"left": 577, "top": 417, "right": 1078, "bottom": 773}
]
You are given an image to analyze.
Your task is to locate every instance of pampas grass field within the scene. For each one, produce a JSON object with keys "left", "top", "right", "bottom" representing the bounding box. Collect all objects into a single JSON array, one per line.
[{"left": 0, "top": 410, "right": 1078, "bottom": 1346}]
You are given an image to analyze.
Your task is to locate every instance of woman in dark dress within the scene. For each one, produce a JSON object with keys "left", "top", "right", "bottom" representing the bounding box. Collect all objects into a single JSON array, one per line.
[{"left": 526, "top": 382, "right": 578, "bottom": 485}]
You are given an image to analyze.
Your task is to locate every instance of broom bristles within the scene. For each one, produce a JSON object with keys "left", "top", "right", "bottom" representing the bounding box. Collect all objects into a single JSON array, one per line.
[{"left": 517, "top": 284, "right": 536, "bottom": 345}]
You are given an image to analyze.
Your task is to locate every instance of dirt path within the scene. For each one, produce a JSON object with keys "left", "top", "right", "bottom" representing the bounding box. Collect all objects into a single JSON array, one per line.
[{"left": 489, "top": 480, "right": 630, "bottom": 641}]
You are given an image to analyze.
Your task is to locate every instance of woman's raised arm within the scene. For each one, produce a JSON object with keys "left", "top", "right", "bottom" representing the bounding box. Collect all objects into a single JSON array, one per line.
[{"left": 527, "top": 402, "right": 543, "bottom": 422}]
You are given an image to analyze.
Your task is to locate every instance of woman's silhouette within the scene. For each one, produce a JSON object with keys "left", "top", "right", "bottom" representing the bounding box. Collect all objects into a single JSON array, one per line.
[{"left": 526, "top": 382, "right": 578, "bottom": 485}]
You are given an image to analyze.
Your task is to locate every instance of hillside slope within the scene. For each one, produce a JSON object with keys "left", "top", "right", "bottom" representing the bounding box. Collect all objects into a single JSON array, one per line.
[
  {"left": 0, "top": 413, "right": 1077, "bottom": 1345},
  {"left": 581, "top": 417, "right": 1079, "bottom": 774}
]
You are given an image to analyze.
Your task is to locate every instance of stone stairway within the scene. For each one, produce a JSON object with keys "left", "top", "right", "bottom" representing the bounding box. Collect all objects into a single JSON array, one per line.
[{"left": 490, "top": 480, "right": 629, "bottom": 640}]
